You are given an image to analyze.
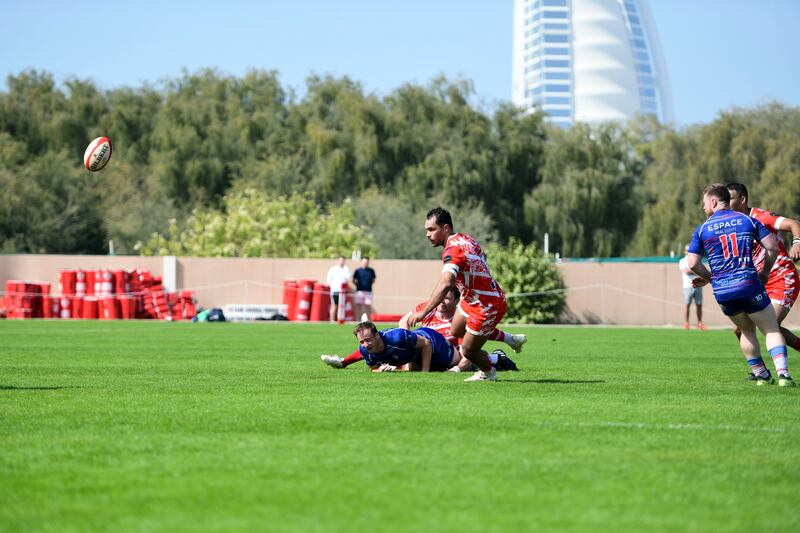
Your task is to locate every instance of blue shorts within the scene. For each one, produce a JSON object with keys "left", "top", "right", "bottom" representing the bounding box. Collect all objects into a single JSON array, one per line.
[
  {"left": 414, "top": 327, "right": 455, "bottom": 371},
  {"left": 717, "top": 289, "right": 771, "bottom": 316}
]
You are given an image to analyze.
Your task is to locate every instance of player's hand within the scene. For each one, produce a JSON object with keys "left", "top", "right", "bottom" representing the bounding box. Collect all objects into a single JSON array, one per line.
[
  {"left": 398, "top": 312, "right": 412, "bottom": 330},
  {"left": 406, "top": 311, "right": 424, "bottom": 328},
  {"left": 691, "top": 278, "right": 709, "bottom": 288},
  {"left": 790, "top": 243, "right": 800, "bottom": 262},
  {"left": 377, "top": 363, "right": 397, "bottom": 372}
]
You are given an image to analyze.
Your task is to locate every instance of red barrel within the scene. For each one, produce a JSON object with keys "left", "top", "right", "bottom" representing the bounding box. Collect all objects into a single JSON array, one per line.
[
  {"left": 4, "top": 281, "right": 18, "bottom": 318},
  {"left": 295, "top": 279, "right": 315, "bottom": 321},
  {"left": 282, "top": 280, "right": 299, "bottom": 321},
  {"left": 59, "top": 297, "right": 71, "bottom": 319},
  {"left": 42, "top": 296, "right": 59, "bottom": 319},
  {"left": 16, "top": 282, "right": 37, "bottom": 319},
  {"left": 100, "top": 296, "right": 119, "bottom": 320},
  {"left": 118, "top": 295, "right": 137, "bottom": 319},
  {"left": 71, "top": 296, "right": 84, "bottom": 319},
  {"left": 310, "top": 283, "right": 330, "bottom": 322},
  {"left": 95, "top": 270, "right": 105, "bottom": 295},
  {"left": 113, "top": 270, "right": 129, "bottom": 295},
  {"left": 82, "top": 297, "right": 98, "bottom": 319},
  {"left": 86, "top": 270, "right": 96, "bottom": 296},
  {"left": 59, "top": 270, "right": 77, "bottom": 296},
  {"left": 32, "top": 283, "right": 45, "bottom": 318},
  {"left": 98, "top": 270, "right": 114, "bottom": 296},
  {"left": 42, "top": 296, "right": 53, "bottom": 318},
  {"left": 75, "top": 270, "right": 86, "bottom": 296}
]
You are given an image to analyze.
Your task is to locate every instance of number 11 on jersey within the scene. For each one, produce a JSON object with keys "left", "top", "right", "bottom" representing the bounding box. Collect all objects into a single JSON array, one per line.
[{"left": 719, "top": 233, "right": 739, "bottom": 259}]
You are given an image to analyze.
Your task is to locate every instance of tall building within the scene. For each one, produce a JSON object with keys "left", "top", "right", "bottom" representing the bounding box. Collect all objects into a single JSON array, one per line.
[{"left": 512, "top": 0, "right": 673, "bottom": 127}]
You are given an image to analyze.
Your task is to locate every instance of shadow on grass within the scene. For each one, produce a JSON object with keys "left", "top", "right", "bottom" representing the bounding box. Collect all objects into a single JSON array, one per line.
[
  {"left": 501, "top": 378, "right": 605, "bottom": 385},
  {"left": 0, "top": 385, "right": 82, "bottom": 391}
]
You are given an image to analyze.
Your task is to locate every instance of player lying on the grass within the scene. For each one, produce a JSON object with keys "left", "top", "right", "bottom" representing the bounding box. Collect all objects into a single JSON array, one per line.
[
  {"left": 399, "top": 286, "right": 522, "bottom": 372},
  {"left": 726, "top": 183, "right": 800, "bottom": 374},
  {"left": 351, "top": 321, "right": 457, "bottom": 372},
  {"left": 320, "top": 286, "right": 521, "bottom": 371},
  {"left": 687, "top": 183, "right": 794, "bottom": 386},
  {"left": 323, "top": 321, "right": 516, "bottom": 373}
]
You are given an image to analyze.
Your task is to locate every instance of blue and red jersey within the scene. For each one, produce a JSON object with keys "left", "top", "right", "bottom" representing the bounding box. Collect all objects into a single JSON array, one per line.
[
  {"left": 359, "top": 327, "right": 454, "bottom": 370},
  {"left": 688, "top": 209, "right": 771, "bottom": 301}
]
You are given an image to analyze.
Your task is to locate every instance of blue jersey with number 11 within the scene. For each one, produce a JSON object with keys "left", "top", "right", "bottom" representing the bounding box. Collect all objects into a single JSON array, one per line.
[{"left": 688, "top": 209, "right": 771, "bottom": 301}]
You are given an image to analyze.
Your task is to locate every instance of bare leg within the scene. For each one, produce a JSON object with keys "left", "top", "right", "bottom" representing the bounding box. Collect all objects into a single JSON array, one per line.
[
  {"left": 451, "top": 313, "right": 492, "bottom": 372},
  {"left": 728, "top": 312, "right": 761, "bottom": 361}
]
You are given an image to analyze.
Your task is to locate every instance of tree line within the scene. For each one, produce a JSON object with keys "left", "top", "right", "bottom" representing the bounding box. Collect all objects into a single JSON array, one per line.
[{"left": 1, "top": 68, "right": 798, "bottom": 259}]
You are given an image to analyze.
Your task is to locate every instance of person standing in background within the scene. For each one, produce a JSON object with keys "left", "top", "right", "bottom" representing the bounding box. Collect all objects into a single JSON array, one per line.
[
  {"left": 326, "top": 256, "right": 352, "bottom": 322},
  {"left": 352, "top": 257, "right": 377, "bottom": 321},
  {"left": 679, "top": 244, "right": 705, "bottom": 330}
]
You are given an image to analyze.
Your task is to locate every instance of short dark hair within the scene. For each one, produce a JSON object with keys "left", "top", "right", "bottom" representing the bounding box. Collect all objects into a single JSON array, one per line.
[
  {"left": 426, "top": 207, "right": 453, "bottom": 229},
  {"left": 445, "top": 285, "right": 459, "bottom": 301},
  {"left": 353, "top": 321, "right": 378, "bottom": 337},
  {"left": 726, "top": 182, "right": 749, "bottom": 203},
  {"left": 703, "top": 183, "right": 730, "bottom": 203}
]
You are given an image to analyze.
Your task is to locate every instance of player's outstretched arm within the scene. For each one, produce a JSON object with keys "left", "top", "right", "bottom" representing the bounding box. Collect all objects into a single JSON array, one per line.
[
  {"left": 408, "top": 271, "right": 455, "bottom": 327},
  {"left": 780, "top": 216, "right": 800, "bottom": 261}
]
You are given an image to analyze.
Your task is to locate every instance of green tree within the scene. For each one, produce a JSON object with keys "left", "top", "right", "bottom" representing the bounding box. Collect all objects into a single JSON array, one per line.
[
  {"left": 0, "top": 150, "right": 107, "bottom": 253},
  {"left": 136, "top": 188, "right": 376, "bottom": 258},
  {"left": 352, "top": 188, "right": 499, "bottom": 259},
  {"left": 486, "top": 238, "right": 565, "bottom": 323},
  {"left": 626, "top": 103, "right": 800, "bottom": 256},
  {"left": 525, "top": 123, "right": 644, "bottom": 257}
]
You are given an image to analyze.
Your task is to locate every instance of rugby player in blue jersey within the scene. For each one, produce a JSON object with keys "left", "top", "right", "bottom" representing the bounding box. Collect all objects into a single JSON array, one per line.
[
  {"left": 686, "top": 184, "right": 794, "bottom": 386},
  {"left": 353, "top": 321, "right": 460, "bottom": 372}
]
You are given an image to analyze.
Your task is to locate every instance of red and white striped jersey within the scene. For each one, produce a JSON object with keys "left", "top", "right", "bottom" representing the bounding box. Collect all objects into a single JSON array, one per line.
[
  {"left": 441, "top": 233, "right": 504, "bottom": 305},
  {"left": 750, "top": 207, "right": 798, "bottom": 279},
  {"left": 413, "top": 301, "right": 456, "bottom": 345}
]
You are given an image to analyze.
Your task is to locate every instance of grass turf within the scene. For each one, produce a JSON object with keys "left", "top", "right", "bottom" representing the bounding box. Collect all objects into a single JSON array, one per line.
[{"left": 1, "top": 320, "right": 799, "bottom": 532}]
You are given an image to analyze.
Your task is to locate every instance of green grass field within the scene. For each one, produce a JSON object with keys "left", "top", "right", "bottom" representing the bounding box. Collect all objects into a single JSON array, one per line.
[{"left": 2, "top": 320, "right": 799, "bottom": 532}]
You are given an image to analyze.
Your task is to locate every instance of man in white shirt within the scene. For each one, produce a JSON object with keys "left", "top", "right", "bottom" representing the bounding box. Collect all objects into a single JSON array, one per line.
[
  {"left": 678, "top": 244, "right": 705, "bottom": 330},
  {"left": 326, "top": 256, "right": 352, "bottom": 322}
]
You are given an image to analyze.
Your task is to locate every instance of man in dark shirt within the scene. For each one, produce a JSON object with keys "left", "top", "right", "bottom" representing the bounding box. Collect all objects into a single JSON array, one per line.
[{"left": 352, "top": 257, "right": 377, "bottom": 321}]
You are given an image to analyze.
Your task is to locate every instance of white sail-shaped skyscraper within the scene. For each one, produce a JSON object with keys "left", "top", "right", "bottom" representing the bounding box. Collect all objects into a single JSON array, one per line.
[{"left": 512, "top": 0, "right": 673, "bottom": 126}]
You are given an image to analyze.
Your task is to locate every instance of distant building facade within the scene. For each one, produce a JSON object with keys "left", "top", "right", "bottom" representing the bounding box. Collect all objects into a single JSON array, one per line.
[{"left": 512, "top": 0, "right": 673, "bottom": 127}]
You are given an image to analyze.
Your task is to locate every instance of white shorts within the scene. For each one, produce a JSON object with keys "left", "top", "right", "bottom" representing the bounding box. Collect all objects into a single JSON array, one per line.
[
  {"left": 683, "top": 287, "right": 703, "bottom": 305},
  {"left": 354, "top": 291, "right": 373, "bottom": 305}
]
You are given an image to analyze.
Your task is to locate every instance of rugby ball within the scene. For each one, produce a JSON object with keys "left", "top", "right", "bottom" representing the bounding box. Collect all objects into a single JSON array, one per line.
[{"left": 83, "top": 136, "right": 113, "bottom": 172}]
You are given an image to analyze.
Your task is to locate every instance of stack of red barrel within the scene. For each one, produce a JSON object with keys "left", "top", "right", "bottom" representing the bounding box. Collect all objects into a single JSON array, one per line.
[
  {"left": 281, "top": 279, "right": 354, "bottom": 322},
  {"left": 3, "top": 280, "right": 51, "bottom": 319},
  {"left": 1, "top": 268, "right": 197, "bottom": 321}
]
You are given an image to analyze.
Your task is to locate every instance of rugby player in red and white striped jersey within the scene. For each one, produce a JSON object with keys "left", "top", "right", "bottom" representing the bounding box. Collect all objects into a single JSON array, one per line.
[
  {"left": 407, "top": 207, "right": 509, "bottom": 381},
  {"left": 727, "top": 183, "right": 800, "bottom": 357}
]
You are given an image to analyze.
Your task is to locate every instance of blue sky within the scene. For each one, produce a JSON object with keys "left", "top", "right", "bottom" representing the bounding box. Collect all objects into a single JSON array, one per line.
[{"left": 1, "top": 0, "right": 798, "bottom": 126}]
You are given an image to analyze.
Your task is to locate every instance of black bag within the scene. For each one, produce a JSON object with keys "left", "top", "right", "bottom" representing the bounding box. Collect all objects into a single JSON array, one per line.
[{"left": 207, "top": 308, "right": 226, "bottom": 322}]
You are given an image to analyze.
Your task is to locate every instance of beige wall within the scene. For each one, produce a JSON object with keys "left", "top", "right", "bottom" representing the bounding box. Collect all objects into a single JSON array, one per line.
[{"left": 2, "top": 254, "right": 798, "bottom": 327}]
